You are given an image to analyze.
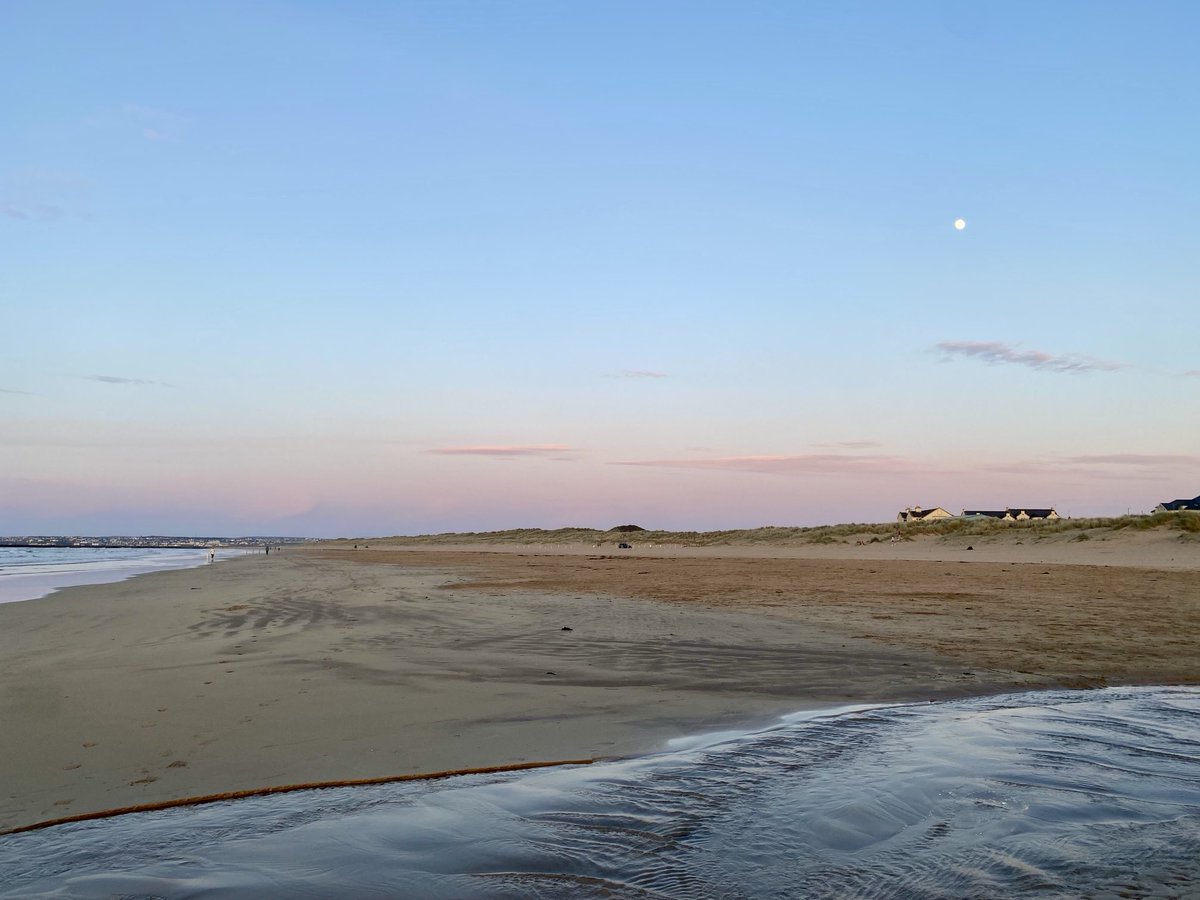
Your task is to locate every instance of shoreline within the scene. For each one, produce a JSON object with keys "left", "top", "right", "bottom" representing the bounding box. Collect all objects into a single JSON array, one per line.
[
  {"left": 0, "top": 548, "right": 253, "bottom": 606},
  {"left": 1, "top": 536, "right": 1196, "bottom": 833}
]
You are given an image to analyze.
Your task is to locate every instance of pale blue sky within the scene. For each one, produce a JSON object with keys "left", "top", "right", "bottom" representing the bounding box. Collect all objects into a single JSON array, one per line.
[{"left": 3, "top": 1, "right": 1198, "bottom": 536}]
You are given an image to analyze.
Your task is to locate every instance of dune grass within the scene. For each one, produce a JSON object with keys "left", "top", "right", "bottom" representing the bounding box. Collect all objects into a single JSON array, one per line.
[{"left": 333, "top": 511, "right": 1200, "bottom": 547}]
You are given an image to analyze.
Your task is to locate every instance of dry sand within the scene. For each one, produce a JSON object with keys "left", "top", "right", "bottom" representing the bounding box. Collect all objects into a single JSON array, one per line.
[{"left": 1, "top": 531, "right": 1197, "bottom": 833}]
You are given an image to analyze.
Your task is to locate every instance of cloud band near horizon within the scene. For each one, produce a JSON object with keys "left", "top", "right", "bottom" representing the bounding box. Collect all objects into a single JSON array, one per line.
[
  {"left": 427, "top": 445, "right": 578, "bottom": 458},
  {"left": 611, "top": 453, "right": 918, "bottom": 475}
]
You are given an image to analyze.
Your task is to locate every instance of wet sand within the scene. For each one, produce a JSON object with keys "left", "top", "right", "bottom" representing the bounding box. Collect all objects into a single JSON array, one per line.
[{"left": 1, "top": 535, "right": 1197, "bottom": 833}]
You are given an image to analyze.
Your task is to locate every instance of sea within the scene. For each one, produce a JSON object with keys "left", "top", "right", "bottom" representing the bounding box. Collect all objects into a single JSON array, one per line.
[
  {"left": 1, "top": 686, "right": 1197, "bottom": 898},
  {"left": 0, "top": 546, "right": 226, "bottom": 605}
]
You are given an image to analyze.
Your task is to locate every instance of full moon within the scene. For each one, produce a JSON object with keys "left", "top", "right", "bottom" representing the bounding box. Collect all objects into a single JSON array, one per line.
[{"left": 954, "top": 218, "right": 966, "bottom": 230}]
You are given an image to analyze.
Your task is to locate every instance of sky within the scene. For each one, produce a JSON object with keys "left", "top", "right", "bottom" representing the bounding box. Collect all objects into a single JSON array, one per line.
[{"left": 3, "top": 1, "right": 1198, "bottom": 537}]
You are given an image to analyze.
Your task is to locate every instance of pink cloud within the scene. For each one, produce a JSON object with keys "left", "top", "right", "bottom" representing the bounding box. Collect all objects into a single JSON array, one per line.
[
  {"left": 977, "top": 453, "right": 1199, "bottom": 483},
  {"left": 934, "top": 340, "right": 1126, "bottom": 373},
  {"left": 1064, "top": 453, "right": 1199, "bottom": 467},
  {"left": 610, "top": 453, "right": 920, "bottom": 476},
  {"left": 427, "top": 445, "right": 579, "bottom": 458}
]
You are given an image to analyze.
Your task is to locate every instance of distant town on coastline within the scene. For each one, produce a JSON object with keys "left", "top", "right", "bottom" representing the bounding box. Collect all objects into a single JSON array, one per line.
[{"left": 0, "top": 536, "right": 311, "bottom": 549}]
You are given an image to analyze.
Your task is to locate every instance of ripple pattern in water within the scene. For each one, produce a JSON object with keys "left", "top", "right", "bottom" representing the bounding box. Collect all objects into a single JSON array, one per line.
[{"left": 2, "top": 686, "right": 1197, "bottom": 898}]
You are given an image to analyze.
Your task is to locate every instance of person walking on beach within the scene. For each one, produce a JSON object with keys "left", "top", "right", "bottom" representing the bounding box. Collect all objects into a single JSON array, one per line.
[{"left": 209, "top": 549, "right": 215, "bottom": 562}]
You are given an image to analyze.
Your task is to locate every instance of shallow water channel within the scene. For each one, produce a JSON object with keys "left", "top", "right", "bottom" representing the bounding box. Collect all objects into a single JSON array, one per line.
[{"left": 2, "top": 686, "right": 1197, "bottom": 898}]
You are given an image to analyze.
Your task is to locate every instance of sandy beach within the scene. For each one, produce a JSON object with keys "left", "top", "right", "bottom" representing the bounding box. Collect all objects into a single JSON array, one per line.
[{"left": 1, "top": 530, "right": 1197, "bottom": 834}]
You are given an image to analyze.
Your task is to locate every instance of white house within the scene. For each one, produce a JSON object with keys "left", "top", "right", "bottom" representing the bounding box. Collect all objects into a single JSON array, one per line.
[
  {"left": 961, "top": 508, "right": 1059, "bottom": 522},
  {"left": 897, "top": 506, "right": 953, "bottom": 524},
  {"left": 1009, "top": 508, "right": 1060, "bottom": 521}
]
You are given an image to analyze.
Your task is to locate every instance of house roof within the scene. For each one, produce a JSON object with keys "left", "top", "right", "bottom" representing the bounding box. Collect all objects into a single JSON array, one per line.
[
  {"left": 960, "top": 508, "right": 1057, "bottom": 518},
  {"left": 1158, "top": 495, "right": 1200, "bottom": 511}
]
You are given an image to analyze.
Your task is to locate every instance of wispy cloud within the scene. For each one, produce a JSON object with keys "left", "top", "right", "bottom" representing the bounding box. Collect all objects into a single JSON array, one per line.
[
  {"left": 3, "top": 168, "right": 92, "bottom": 221},
  {"left": 122, "top": 103, "right": 189, "bottom": 143},
  {"left": 427, "top": 445, "right": 578, "bottom": 458},
  {"left": 618, "top": 369, "right": 667, "bottom": 379},
  {"left": 0, "top": 387, "right": 35, "bottom": 395},
  {"left": 611, "top": 453, "right": 919, "bottom": 476},
  {"left": 1183, "top": 369, "right": 1200, "bottom": 378},
  {"left": 2, "top": 201, "right": 64, "bottom": 221},
  {"left": 85, "top": 375, "right": 171, "bottom": 387},
  {"left": 934, "top": 340, "right": 1126, "bottom": 373},
  {"left": 3, "top": 420, "right": 412, "bottom": 450},
  {"left": 1064, "top": 453, "right": 1199, "bottom": 467},
  {"left": 809, "top": 440, "right": 882, "bottom": 449}
]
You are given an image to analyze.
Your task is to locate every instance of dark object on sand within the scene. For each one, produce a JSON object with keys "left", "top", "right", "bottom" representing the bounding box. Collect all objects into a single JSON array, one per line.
[
  {"left": 618, "top": 543, "right": 632, "bottom": 549},
  {"left": 561, "top": 626, "right": 573, "bottom": 631}
]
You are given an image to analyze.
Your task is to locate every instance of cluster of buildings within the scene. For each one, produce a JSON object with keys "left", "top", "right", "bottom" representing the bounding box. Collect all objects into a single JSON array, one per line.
[
  {"left": 900, "top": 491, "right": 1200, "bottom": 524},
  {"left": 897, "top": 506, "right": 1060, "bottom": 524}
]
